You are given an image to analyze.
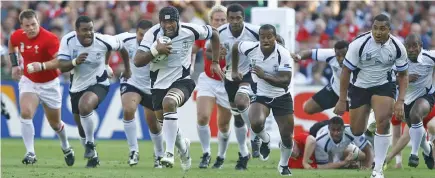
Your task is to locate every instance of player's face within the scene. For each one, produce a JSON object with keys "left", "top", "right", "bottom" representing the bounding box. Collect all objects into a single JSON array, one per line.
[
  {"left": 371, "top": 20, "right": 390, "bottom": 44},
  {"left": 334, "top": 48, "right": 348, "bottom": 65},
  {"left": 228, "top": 11, "right": 244, "bottom": 32},
  {"left": 136, "top": 28, "right": 148, "bottom": 44},
  {"left": 259, "top": 29, "right": 276, "bottom": 50},
  {"left": 21, "top": 17, "right": 40, "bottom": 39},
  {"left": 77, "top": 22, "right": 94, "bottom": 47},
  {"left": 211, "top": 11, "right": 227, "bottom": 29},
  {"left": 160, "top": 20, "right": 178, "bottom": 38},
  {"left": 405, "top": 40, "right": 421, "bottom": 62},
  {"left": 328, "top": 124, "right": 344, "bottom": 143}
]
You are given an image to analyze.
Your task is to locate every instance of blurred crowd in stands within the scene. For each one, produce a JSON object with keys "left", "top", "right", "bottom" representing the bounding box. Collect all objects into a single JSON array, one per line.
[{"left": 1, "top": 1, "right": 434, "bottom": 86}]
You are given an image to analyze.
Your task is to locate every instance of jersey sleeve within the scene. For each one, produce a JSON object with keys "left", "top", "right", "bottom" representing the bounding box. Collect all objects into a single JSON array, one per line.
[
  {"left": 46, "top": 35, "right": 60, "bottom": 58},
  {"left": 183, "top": 23, "right": 213, "bottom": 41},
  {"left": 278, "top": 47, "right": 292, "bottom": 72},
  {"left": 138, "top": 26, "right": 159, "bottom": 53},
  {"left": 394, "top": 42, "right": 408, "bottom": 72},
  {"left": 424, "top": 50, "right": 435, "bottom": 66},
  {"left": 100, "top": 34, "right": 123, "bottom": 51},
  {"left": 57, "top": 34, "right": 72, "bottom": 60},
  {"left": 238, "top": 41, "right": 258, "bottom": 56},
  {"left": 343, "top": 41, "right": 360, "bottom": 71},
  {"left": 10, "top": 30, "right": 20, "bottom": 47},
  {"left": 312, "top": 48, "right": 335, "bottom": 63}
]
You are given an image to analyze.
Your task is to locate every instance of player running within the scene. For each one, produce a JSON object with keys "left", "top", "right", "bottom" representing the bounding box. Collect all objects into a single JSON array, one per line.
[
  {"left": 334, "top": 14, "right": 409, "bottom": 178},
  {"left": 291, "top": 40, "right": 349, "bottom": 114},
  {"left": 9, "top": 9, "right": 74, "bottom": 166},
  {"left": 216, "top": 4, "right": 262, "bottom": 169},
  {"left": 114, "top": 20, "right": 165, "bottom": 167},
  {"left": 232, "top": 24, "right": 294, "bottom": 175},
  {"left": 57, "top": 15, "right": 131, "bottom": 168},
  {"left": 390, "top": 34, "right": 434, "bottom": 169},
  {"left": 134, "top": 6, "right": 220, "bottom": 171},
  {"left": 195, "top": 5, "right": 232, "bottom": 169}
]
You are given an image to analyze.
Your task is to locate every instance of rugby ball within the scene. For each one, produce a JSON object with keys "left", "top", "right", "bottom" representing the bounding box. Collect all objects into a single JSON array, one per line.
[
  {"left": 351, "top": 146, "right": 359, "bottom": 161},
  {"left": 151, "top": 36, "right": 171, "bottom": 63}
]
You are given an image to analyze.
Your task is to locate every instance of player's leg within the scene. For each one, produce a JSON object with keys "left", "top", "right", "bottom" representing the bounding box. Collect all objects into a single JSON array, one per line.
[
  {"left": 426, "top": 118, "right": 435, "bottom": 164},
  {"left": 386, "top": 125, "right": 410, "bottom": 168},
  {"left": 273, "top": 97, "right": 294, "bottom": 176},
  {"left": 212, "top": 93, "right": 232, "bottom": 169},
  {"left": 196, "top": 94, "right": 215, "bottom": 169},
  {"left": 19, "top": 92, "right": 39, "bottom": 165},
  {"left": 304, "top": 84, "right": 337, "bottom": 114},
  {"left": 77, "top": 85, "right": 109, "bottom": 167},
  {"left": 224, "top": 79, "right": 250, "bottom": 164},
  {"left": 391, "top": 116, "right": 403, "bottom": 168},
  {"left": 73, "top": 114, "right": 86, "bottom": 148},
  {"left": 120, "top": 86, "right": 142, "bottom": 166},
  {"left": 160, "top": 79, "right": 195, "bottom": 170},
  {"left": 249, "top": 99, "right": 271, "bottom": 161},
  {"left": 406, "top": 97, "right": 432, "bottom": 168},
  {"left": 144, "top": 104, "right": 164, "bottom": 168},
  {"left": 40, "top": 79, "right": 74, "bottom": 166}
]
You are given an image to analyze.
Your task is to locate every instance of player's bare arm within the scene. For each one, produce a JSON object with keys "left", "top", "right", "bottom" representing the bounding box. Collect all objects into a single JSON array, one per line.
[
  {"left": 105, "top": 51, "right": 114, "bottom": 78},
  {"left": 395, "top": 70, "right": 408, "bottom": 121},
  {"left": 209, "top": 28, "right": 223, "bottom": 79},
  {"left": 27, "top": 53, "right": 60, "bottom": 74},
  {"left": 334, "top": 66, "right": 351, "bottom": 116},
  {"left": 290, "top": 50, "right": 312, "bottom": 62},
  {"left": 302, "top": 135, "right": 316, "bottom": 169},
  {"left": 255, "top": 68, "right": 291, "bottom": 88},
  {"left": 58, "top": 53, "right": 88, "bottom": 73},
  {"left": 231, "top": 41, "right": 243, "bottom": 81},
  {"left": 8, "top": 39, "right": 22, "bottom": 80},
  {"left": 119, "top": 47, "right": 131, "bottom": 79},
  {"left": 134, "top": 39, "right": 172, "bottom": 67}
]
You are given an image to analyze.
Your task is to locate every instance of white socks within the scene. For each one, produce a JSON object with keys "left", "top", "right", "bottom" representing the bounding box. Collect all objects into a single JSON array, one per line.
[
  {"left": 374, "top": 133, "right": 391, "bottom": 172},
  {"left": 123, "top": 118, "right": 138, "bottom": 152},
  {"left": 217, "top": 131, "right": 230, "bottom": 158},
  {"left": 279, "top": 142, "right": 293, "bottom": 167},
  {"left": 163, "top": 112, "right": 178, "bottom": 154},
  {"left": 197, "top": 124, "right": 211, "bottom": 154},
  {"left": 235, "top": 125, "right": 249, "bottom": 157},
  {"left": 54, "top": 121, "right": 70, "bottom": 150},
  {"left": 149, "top": 130, "right": 164, "bottom": 157},
  {"left": 80, "top": 111, "right": 96, "bottom": 143},
  {"left": 20, "top": 118, "right": 35, "bottom": 153},
  {"left": 255, "top": 129, "right": 270, "bottom": 143}
]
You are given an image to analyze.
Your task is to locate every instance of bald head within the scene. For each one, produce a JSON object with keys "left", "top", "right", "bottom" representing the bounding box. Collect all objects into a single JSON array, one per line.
[{"left": 405, "top": 33, "right": 422, "bottom": 61}]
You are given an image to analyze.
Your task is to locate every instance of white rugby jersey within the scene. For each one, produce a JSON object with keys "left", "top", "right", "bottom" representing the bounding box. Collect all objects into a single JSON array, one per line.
[
  {"left": 314, "top": 125, "right": 369, "bottom": 164},
  {"left": 343, "top": 32, "right": 408, "bottom": 88},
  {"left": 312, "top": 48, "right": 342, "bottom": 95},
  {"left": 116, "top": 32, "right": 151, "bottom": 94},
  {"left": 218, "top": 23, "right": 260, "bottom": 80},
  {"left": 393, "top": 50, "right": 435, "bottom": 105},
  {"left": 238, "top": 41, "right": 292, "bottom": 98},
  {"left": 137, "top": 22, "right": 213, "bottom": 89},
  {"left": 58, "top": 31, "right": 123, "bottom": 93}
]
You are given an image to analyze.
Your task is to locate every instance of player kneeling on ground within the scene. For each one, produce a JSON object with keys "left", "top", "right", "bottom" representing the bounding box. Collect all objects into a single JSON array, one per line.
[
  {"left": 313, "top": 117, "right": 373, "bottom": 169},
  {"left": 232, "top": 24, "right": 294, "bottom": 175}
]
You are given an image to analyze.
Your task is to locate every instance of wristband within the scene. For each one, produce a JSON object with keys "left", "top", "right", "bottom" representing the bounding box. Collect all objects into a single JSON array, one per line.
[
  {"left": 41, "top": 62, "right": 46, "bottom": 71},
  {"left": 72, "top": 58, "right": 77, "bottom": 66},
  {"left": 151, "top": 47, "right": 159, "bottom": 57},
  {"left": 9, "top": 53, "right": 19, "bottom": 66},
  {"left": 297, "top": 54, "right": 302, "bottom": 60}
]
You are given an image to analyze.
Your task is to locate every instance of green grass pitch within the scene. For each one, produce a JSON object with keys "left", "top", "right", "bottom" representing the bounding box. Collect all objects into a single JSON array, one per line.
[{"left": 1, "top": 139, "right": 433, "bottom": 178}]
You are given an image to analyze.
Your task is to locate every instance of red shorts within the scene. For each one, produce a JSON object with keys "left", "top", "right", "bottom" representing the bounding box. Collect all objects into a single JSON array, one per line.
[{"left": 391, "top": 105, "right": 435, "bottom": 129}]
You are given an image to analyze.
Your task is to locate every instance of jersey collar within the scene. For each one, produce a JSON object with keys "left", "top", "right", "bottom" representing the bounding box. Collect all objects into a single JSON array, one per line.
[{"left": 370, "top": 33, "right": 392, "bottom": 46}]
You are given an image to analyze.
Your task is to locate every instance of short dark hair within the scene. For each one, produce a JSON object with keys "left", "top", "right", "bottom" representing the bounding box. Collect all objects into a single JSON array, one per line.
[
  {"left": 19, "top": 9, "right": 37, "bottom": 23},
  {"left": 373, "top": 14, "right": 390, "bottom": 28},
  {"left": 334, "top": 40, "right": 349, "bottom": 50},
  {"left": 405, "top": 33, "right": 422, "bottom": 44},
  {"left": 259, "top": 24, "right": 277, "bottom": 37},
  {"left": 137, "top": 20, "right": 153, "bottom": 30},
  {"left": 75, "top": 16, "right": 93, "bottom": 29},
  {"left": 227, "top": 3, "right": 244, "bottom": 17},
  {"left": 329, "top": 116, "right": 344, "bottom": 127}
]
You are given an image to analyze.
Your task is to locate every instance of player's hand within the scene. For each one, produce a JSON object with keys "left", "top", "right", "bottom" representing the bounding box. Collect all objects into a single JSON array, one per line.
[
  {"left": 120, "top": 69, "right": 131, "bottom": 82},
  {"left": 12, "top": 66, "right": 22, "bottom": 80},
  {"left": 394, "top": 100, "right": 405, "bottom": 121},
  {"left": 290, "top": 53, "right": 302, "bottom": 62},
  {"left": 252, "top": 66, "right": 265, "bottom": 79},
  {"left": 333, "top": 100, "right": 347, "bottom": 116},
  {"left": 75, "top": 53, "right": 88, "bottom": 65},
  {"left": 408, "top": 74, "right": 420, "bottom": 82},
  {"left": 156, "top": 40, "right": 172, "bottom": 55},
  {"left": 344, "top": 153, "right": 354, "bottom": 164},
  {"left": 231, "top": 71, "right": 243, "bottom": 81},
  {"left": 26, "top": 62, "right": 43, "bottom": 74},
  {"left": 219, "top": 45, "right": 227, "bottom": 58},
  {"left": 106, "top": 65, "right": 114, "bottom": 78},
  {"left": 210, "top": 63, "right": 225, "bottom": 80},
  {"left": 302, "top": 162, "right": 314, "bottom": 169}
]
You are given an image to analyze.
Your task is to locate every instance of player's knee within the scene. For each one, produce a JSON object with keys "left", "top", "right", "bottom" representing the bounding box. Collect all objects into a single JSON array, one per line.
[
  {"left": 218, "top": 123, "right": 230, "bottom": 133},
  {"left": 197, "top": 111, "right": 211, "bottom": 126},
  {"left": 162, "top": 97, "right": 177, "bottom": 111},
  {"left": 409, "top": 109, "right": 424, "bottom": 124},
  {"left": 303, "top": 103, "right": 316, "bottom": 115},
  {"left": 122, "top": 107, "right": 136, "bottom": 120},
  {"left": 234, "top": 117, "right": 245, "bottom": 128},
  {"left": 350, "top": 126, "right": 365, "bottom": 136},
  {"left": 20, "top": 107, "right": 34, "bottom": 119},
  {"left": 251, "top": 120, "right": 264, "bottom": 133}
]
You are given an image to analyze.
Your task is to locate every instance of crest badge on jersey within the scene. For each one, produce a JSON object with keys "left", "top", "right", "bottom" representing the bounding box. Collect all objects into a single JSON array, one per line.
[
  {"left": 182, "top": 41, "right": 188, "bottom": 49},
  {"left": 273, "top": 64, "right": 279, "bottom": 72},
  {"left": 224, "top": 42, "right": 230, "bottom": 51},
  {"left": 96, "top": 52, "right": 101, "bottom": 59},
  {"left": 20, "top": 42, "right": 24, "bottom": 52},
  {"left": 34, "top": 45, "right": 39, "bottom": 54},
  {"left": 366, "top": 53, "right": 372, "bottom": 61}
]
